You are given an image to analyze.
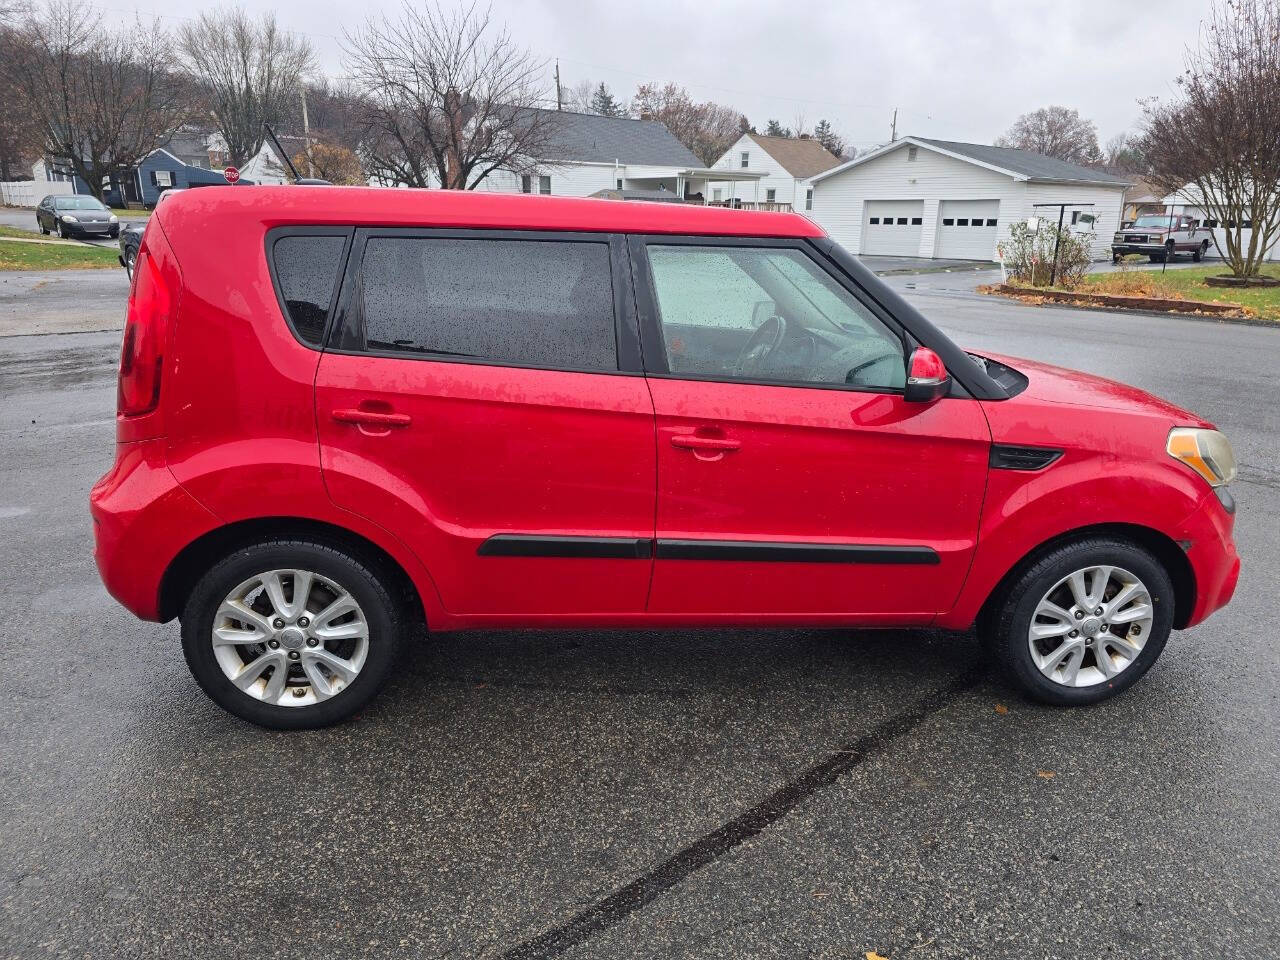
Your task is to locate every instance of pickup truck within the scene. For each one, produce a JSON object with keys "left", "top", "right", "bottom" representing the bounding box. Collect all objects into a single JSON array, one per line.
[{"left": 1112, "top": 214, "right": 1214, "bottom": 264}]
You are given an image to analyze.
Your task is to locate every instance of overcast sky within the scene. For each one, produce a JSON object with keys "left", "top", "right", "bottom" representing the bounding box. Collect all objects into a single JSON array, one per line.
[{"left": 101, "top": 0, "right": 1210, "bottom": 149}]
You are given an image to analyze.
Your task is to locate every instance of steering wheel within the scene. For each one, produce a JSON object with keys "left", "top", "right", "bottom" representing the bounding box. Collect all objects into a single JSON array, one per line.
[{"left": 734, "top": 315, "right": 788, "bottom": 375}]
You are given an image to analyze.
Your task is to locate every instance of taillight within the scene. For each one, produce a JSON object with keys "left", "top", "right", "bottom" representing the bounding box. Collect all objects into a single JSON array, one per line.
[{"left": 117, "top": 243, "right": 172, "bottom": 417}]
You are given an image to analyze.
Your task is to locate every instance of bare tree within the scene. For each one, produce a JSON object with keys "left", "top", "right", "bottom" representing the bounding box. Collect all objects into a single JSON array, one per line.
[
  {"left": 1102, "top": 131, "right": 1146, "bottom": 176},
  {"left": 178, "top": 8, "right": 314, "bottom": 167},
  {"left": 1141, "top": 0, "right": 1280, "bottom": 277},
  {"left": 996, "top": 106, "right": 1102, "bottom": 165},
  {"left": 344, "top": 2, "right": 555, "bottom": 189},
  {"left": 0, "top": 26, "right": 42, "bottom": 179},
  {"left": 562, "top": 77, "right": 593, "bottom": 113},
  {"left": 5, "top": 0, "right": 189, "bottom": 201},
  {"left": 631, "top": 82, "right": 742, "bottom": 165}
]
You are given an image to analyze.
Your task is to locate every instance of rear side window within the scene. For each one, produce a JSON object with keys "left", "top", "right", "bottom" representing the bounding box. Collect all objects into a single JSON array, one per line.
[
  {"left": 272, "top": 235, "right": 348, "bottom": 345},
  {"left": 358, "top": 237, "right": 617, "bottom": 371}
]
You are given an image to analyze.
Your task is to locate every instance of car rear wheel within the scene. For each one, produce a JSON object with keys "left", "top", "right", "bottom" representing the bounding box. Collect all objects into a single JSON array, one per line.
[
  {"left": 984, "top": 537, "right": 1174, "bottom": 706},
  {"left": 1193, "top": 241, "right": 1208, "bottom": 263},
  {"left": 181, "top": 540, "right": 406, "bottom": 729}
]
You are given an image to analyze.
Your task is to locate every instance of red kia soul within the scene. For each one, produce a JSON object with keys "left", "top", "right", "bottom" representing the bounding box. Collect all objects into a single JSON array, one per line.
[{"left": 90, "top": 187, "right": 1240, "bottom": 729}]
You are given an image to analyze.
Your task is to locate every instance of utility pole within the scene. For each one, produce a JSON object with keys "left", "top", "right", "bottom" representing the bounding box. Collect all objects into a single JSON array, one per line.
[
  {"left": 890, "top": 108, "right": 897, "bottom": 142},
  {"left": 300, "top": 87, "right": 313, "bottom": 178},
  {"left": 554, "top": 60, "right": 563, "bottom": 111}
]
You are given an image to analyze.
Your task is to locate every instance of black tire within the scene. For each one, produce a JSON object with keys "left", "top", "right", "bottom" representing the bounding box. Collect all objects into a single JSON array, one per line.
[
  {"left": 1148, "top": 254, "right": 1162, "bottom": 263},
  {"left": 56, "top": 222, "right": 66, "bottom": 239},
  {"left": 38, "top": 220, "right": 48, "bottom": 235},
  {"left": 1193, "top": 241, "right": 1207, "bottom": 263},
  {"left": 181, "top": 540, "right": 407, "bottom": 729},
  {"left": 125, "top": 249, "right": 136, "bottom": 279},
  {"left": 984, "top": 537, "right": 1175, "bottom": 706}
]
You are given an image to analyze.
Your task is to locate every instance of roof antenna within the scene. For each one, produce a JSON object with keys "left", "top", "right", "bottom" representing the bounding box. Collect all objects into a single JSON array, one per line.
[{"left": 263, "top": 122, "right": 331, "bottom": 185}]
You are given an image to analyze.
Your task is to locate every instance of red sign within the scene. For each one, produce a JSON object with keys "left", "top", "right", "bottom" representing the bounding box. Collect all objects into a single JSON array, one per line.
[{"left": 223, "top": 166, "right": 240, "bottom": 184}]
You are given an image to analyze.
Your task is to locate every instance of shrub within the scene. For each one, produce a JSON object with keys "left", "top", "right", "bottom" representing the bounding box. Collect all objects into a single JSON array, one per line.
[{"left": 997, "top": 220, "right": 1093, "bottom": 288}]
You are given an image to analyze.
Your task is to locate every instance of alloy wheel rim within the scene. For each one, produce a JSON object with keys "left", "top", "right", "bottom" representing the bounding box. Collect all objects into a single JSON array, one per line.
[
  {"left": 1027, "top": 564, "right": 1153, "bottom": 688},
  {"left": 211, "top": 569, "right": 369, "bottom": 708}
]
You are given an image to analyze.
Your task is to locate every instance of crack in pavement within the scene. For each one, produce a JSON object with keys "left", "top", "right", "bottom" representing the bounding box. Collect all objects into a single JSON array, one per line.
[{"left": 497, "top": 667, "right": 985, "bottom": 960}]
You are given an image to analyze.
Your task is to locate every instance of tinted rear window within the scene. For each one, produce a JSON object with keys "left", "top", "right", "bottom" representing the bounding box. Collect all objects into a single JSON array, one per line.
[
  {"left": 273, "top": 235, "right": 348, "bottom": 345},
  {"left": 359, "top": 237, "right": 617, "bottom": 371}
]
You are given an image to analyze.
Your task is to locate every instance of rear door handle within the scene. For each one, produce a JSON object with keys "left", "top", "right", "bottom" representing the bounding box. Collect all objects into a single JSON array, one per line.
[
  {"left": 670, "top": 434, "right": 741, "bottom": 452},
  {"left": 332, "top": 408, "right": 412, "bottom": 428}
]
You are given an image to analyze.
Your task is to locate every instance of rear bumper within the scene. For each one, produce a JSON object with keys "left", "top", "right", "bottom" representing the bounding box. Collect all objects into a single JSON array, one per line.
[
  {"left": 1179, "top": 489, "right": 1239, "bottom": 627},
  {"left": 90, "top": 437, "right": 218, "bottom": 621}
]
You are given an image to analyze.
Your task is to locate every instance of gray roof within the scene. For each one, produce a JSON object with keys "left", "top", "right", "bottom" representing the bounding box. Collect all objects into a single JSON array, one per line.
[
  {"left": 913, "top": 137, "right": 1129, "bottom": 185},
  {"left": 528, "top": 108, "right": 700, "bottom": 167}
]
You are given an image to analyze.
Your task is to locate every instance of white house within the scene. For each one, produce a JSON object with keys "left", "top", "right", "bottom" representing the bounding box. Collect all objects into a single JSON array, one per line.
[
  {"left": 1160, "top": 183, "right": 1280, "bottom": 263},
  {"left": 708, "top": 133, "right": 843, "bottom": 211},
  {"left": 808, "top": 136, "right": 1130, "bottom": 261},
  {"left": 464, "top": 108, "right": 765, "bottom": 202}
]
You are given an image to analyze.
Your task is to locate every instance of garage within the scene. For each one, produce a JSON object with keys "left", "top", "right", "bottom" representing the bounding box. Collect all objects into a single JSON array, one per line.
[
  {"left": 861, "top": 200, "right": 924, "bottom": 257},
  {"left": 936, "top": 200, "right": 1000, "bottom": 260}
]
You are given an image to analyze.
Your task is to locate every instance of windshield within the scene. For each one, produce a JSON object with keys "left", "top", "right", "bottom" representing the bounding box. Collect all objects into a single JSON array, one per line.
[
  {"left": 1131, "top": 215, "right": 1175, "bottom": 227},
  {"left": 54, "top": 196, "right": 109, "bottom": 211}
]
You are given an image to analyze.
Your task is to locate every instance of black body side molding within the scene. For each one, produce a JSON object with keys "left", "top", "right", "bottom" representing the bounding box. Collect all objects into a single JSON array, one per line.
[{"left": 989, "top": 444, "right": 1064, "bottom": 471}]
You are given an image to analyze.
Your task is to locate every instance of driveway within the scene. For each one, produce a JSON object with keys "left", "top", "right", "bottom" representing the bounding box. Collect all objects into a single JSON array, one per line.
[{"left": 0, "top": 284, "right": 1276, "bottom": 959}]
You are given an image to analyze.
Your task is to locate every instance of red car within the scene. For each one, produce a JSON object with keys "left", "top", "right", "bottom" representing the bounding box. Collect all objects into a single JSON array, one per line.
[{"left": 90, "top": 188, "right": 1240, "bottom": 729}]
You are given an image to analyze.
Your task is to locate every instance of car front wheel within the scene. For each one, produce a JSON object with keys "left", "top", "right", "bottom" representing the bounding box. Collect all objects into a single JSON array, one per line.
[
  {"left": 984, "top": 537, "right": 1174, "bottom": 706},
  {"left": 181, "top": 540, "right": 406, "bottom": 729}
]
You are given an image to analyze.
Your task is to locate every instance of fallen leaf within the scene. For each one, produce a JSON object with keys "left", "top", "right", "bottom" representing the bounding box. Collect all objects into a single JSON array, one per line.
[
  {"left": 866, "top": 952, "right": 890, "bottom": 960},
  {"left": 994, "top": 703, "right": 1009, "bottom": 715},
  {"left": 1036, "top": 770, "right": 1056, "bottom": 779}
]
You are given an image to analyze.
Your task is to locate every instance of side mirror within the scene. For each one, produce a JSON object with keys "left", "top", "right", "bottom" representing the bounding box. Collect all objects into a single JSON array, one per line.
[{"left": 904, "top": 346, "right": 951, "bottom": 403}]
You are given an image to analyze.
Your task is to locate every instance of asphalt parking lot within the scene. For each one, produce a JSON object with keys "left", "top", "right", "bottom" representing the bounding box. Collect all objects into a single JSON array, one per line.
[{"left": 1, "top": 276, "right": 1277, "bottom": 959}]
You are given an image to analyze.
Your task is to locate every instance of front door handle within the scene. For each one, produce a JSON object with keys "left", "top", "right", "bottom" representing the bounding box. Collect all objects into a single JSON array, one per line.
[
  {"left": 670, "top": 434, "right": 741, "bottom": 452},
  {"left": 332, "top": 408, "right": 412, "bottom": 429}
]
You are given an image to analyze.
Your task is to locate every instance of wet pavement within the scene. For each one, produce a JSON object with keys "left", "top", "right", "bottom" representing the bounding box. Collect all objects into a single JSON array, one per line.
[{"left": 1, "top": 284, "right": 1277, "bottom": 959}]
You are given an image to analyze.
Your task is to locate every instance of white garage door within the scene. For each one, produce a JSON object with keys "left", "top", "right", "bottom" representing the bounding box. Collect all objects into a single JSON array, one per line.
[
  {"left": 862, "top": 201, "right": 924, "bottom": 257},
  {"left": 936, "top": 200, "right": 1000, "bottom": 260}
]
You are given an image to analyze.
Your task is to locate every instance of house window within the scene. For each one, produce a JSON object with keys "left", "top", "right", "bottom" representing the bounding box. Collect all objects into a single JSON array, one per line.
[
  {"left": 986, "top": 218, "right": 998, "bottom": 227},
  {"left": 153, "top": 170, "right": 173, "bottom": 187},
  {"left": 869, "top": 217, "right": 880, "bottom": 225},
  {"left": 766, "top": 188, "right": 776, "bottom": 202},
  {"left": 520, "top": 174, "right": 532, "bottom": 194},
  {"left": 956, "top": 218, "right": 969, "bottom": 226},
  {"left": 971, "top": 219, "right": 985, "bottom": 227},
  {"left": 942, "top": 218, "right": 955, "bottom": 226},
  {"left": 538, "top": 175, "right": 551, "bottom": 195},
  {"left": 1071, "top": 210, "right": 1080, "bottom": 225},
  {"left": 907, "top": 146, "right": 918, "bottom": 161},
  {"left": 896, "top": 217, "right": 908, "bottom": 225},
  {"left": 713, "top": 188, "right": 723, "bottom": 202},
  {"left": 740, "top": 151, "right": 749, "bottom": 168},
  {"left": 616, "top": 178, "right": 623, "bottom": 190},
  {"left": 805, "top": 188, "right": 813, "bottom": 211},
  {"left": 911, "top": 217, "right": 922, "bottom": 225}
]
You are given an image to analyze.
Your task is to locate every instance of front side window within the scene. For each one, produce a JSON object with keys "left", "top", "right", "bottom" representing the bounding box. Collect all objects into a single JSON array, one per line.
[
  {"left": 272, "top": 234, "right": 349, "bottom": 344},
  {"left": 359, "top": 237, "right": 617, "bottom": 371},
  {"left": 645, "top": 244, "right": 905, "bottom": 391}
]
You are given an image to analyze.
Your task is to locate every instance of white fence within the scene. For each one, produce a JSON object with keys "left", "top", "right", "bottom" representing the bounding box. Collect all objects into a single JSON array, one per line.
[{"left": 1, "top": 180, "right": 74, "bottom": 207}]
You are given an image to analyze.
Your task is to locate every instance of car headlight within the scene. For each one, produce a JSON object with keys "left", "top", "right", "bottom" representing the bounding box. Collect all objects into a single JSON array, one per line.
[
  {"left": 1113, "top": 233, "right": 1124, "bottom": 242},
  {"left": 61, "top": 214, "right": 77, "bottom": 223},
  {"left": 1167, "top": 427, "right": 1237, "bottom": 487},
  {"left": 109, "top": 214, "right": 118, "bottom": 223}
]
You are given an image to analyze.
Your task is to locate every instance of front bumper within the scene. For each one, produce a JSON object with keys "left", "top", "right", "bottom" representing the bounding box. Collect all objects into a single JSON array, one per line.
[
  {"left": 90, "top": 438, "right": 219, "bottom": 621},
  {"left": 1112, "top": 243, "right": 1169, "bottom": 256},
  {"left": 1178, "top": 488, "right": 1240, "bottom": 627}
]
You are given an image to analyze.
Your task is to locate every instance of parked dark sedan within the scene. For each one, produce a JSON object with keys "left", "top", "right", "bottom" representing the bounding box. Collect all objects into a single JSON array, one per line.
[{"left": 35, "top": 195, "right": 119, "bottom": 239}]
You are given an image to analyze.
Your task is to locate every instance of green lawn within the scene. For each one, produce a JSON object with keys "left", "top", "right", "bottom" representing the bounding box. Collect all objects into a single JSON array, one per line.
[
  {"left": 1074, "top": 264, "right": 1280, "bottom": 322},
  {"left": 0, "top": 228, "right": 121, "bottom": 270}
]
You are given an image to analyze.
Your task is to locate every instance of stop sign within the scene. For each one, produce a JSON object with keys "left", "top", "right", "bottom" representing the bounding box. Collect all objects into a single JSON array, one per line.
[{"left": 223, "top": 165, "right": 240, "bottom": 184}]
